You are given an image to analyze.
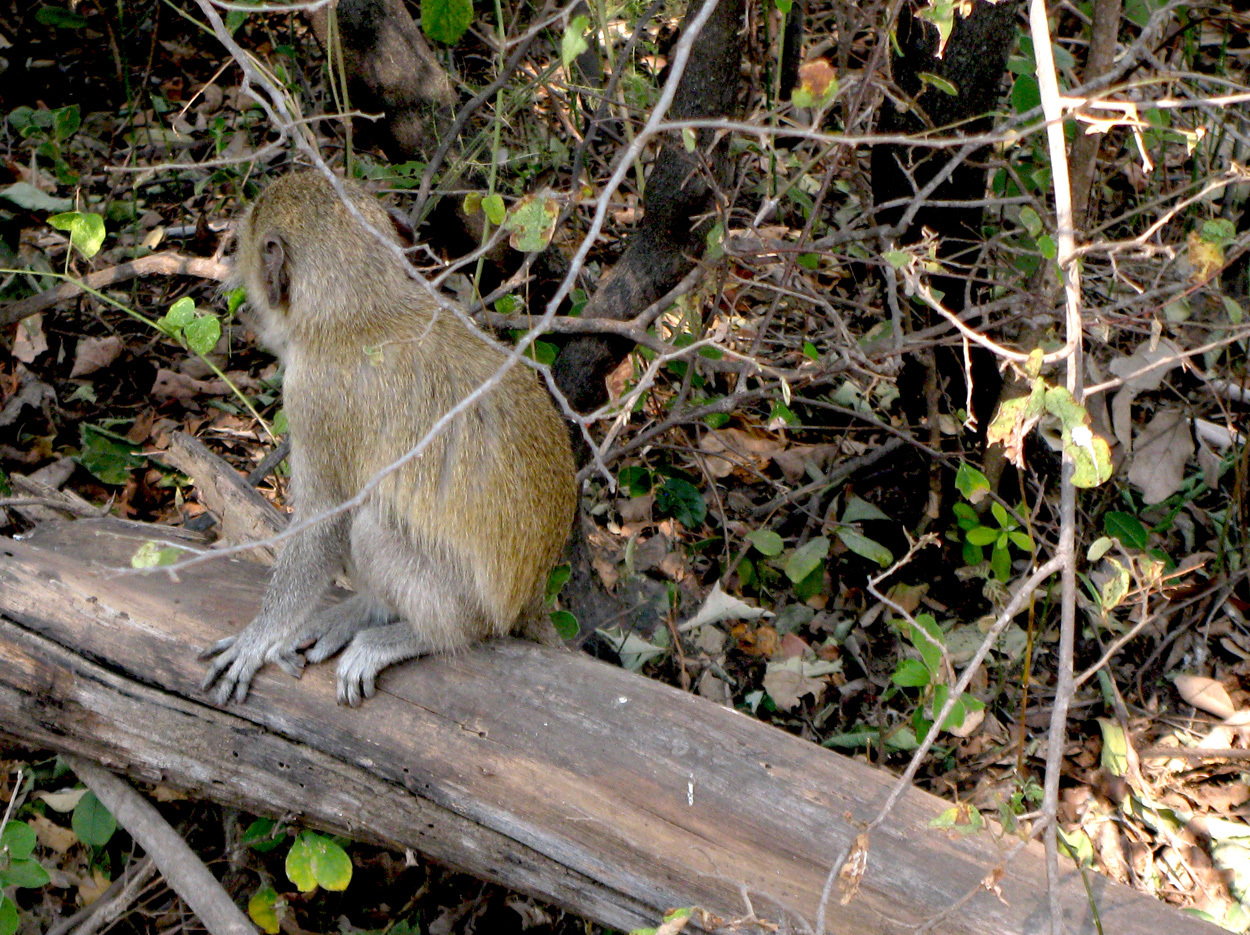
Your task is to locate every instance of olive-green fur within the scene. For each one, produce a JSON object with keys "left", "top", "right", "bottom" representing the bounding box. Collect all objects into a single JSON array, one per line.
[{"left": 240, "top": 172, "right": 575, "bottom": 648}]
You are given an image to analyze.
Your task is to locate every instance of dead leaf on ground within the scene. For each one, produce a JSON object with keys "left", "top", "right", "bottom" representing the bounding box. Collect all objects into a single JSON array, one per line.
[
  {"left": 28, "top": 813, "right": 77, "bottom": 853},
  {"left": 1174, "top": 674, "right": 1236, "bottom": 719},
  {"left": 1109, "top": 339, "right": 1184, "bottom": 453},
  {"left": 699, "top": 427, "right": 783, "bottom": 479},
  {"left": 152, "top": 368, "right": 231, "bottom": 400},
  {"left": 12, "top": 312, "right": 48, "bottom": 363},
  {"left": 763, "top": 656, "right": 827, "bottom": 711},
  {"left": 681, "top": 580, "right": 770, "bottom": 630},
  {"left": 1127, "top": 408, "right": 1193, "bottom": 504},
  {"left": 70, "top": 334, "right": 124, "bottom": 377},
  {"left": 773, "top": 443, "right": 841, "bottom": 483}
]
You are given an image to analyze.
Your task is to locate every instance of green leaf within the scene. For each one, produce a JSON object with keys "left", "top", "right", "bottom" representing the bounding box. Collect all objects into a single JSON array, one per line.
[
  {"left": 36, "top": 6, "right": 88, "bottom": 28},
  {"left": 286, "top": 832, "right": 318, "bottom": 892},
  {"left": 1058, "top": 827, "right": 1094, "bottom": 867},
  {"left": 964, "top": 526, "right": 998, "bottom": 547},
  {"left": 883, "top": 249, "right": 911, "bottom": 269},
  {"left": 1, "top": 857, "right": 49, "bottom": 889},
  {"left": 545, "top": 563, "right": 571, "bottom": 600},
  {"left": 990, "top": 543, "right": 1012, "bottom": 581},
  {"left": 503, "top": 191, "right": 559, "bottom": 252},
  {"left": 989, "top": 501, "right": 1011, "bottom": 529},
  {"left": 309, "top": 835, "right": 352, "bottom": 891},
  {"left": 784, "top": 537, "right": 829, "bottom": 583},
  {"left": 835, "top": 528, "right": 892, "bottom": 566},
  {"left": 241, "top": 819, "right": 285, "bottom": 853},
  {"left": 78, "top": 423, "right": 143, "bottom": 485},
  {"left": 1, "top": 821, "right": 36, "bottom": 859},
  {"left": 1037, "top": 234, "right": 1056, "bottom": 259},
  {"left": 48, "top": 210, "right": 106, "bottom": 259},
  {"left": 768, "top": 401, "right": 799, "bottom": 427},
  {"left": 1100, "top": 558, "right": 1130, "bottom": 611},
  {"left": 183, "top": 314, "right": 222, "bottom": 356},
  {"left": 656, "top": 477, "right": 706, "bottom": 528},
  {"left": 793, "top": 562, "right": 825, "bottom": 602},
  {"left": 482, "top": 193, "right": 506, "bottom": 226},
  {"left": 0, "top": 896, "right": 17, "bottom": 935},
  {"left": 617, "top": 465, "right": 652, "bottom": 497},
  {"left": 550, "top": 610, "right": 578, "bottom": 640},
  {"left": 954, "top": 463, "right": 991, "bottom": 501},
  {"left": 1011, "top": 74, "right": 1040, "bottom": 115},
  {"left": 705, "top": 220, "right": 725, "bottom": 259},
  {"left": 951, "top": 501, "right": 978, "bottom": 529},
  {"left": 1007, "top": 531, "right": 1034, "bottom": 553},
  {"left": 892, "top": 658, "right": 931, "bottom": 688},
  {"left": 421, "top": 0, "right": 473, "bottom": 45},
  {"left": 130, "top": 540, "right": 185, "bottom": 569},
  {"left": 248, "top": 885, "right": 281, "bottom": 934},
  {"left": 774, "top": 0, "right": 793, "bottom": 12},
  {"left": 1018, "top": 206, "right": 1043, "bottom": 239},
  {"left": 71, "top": 791, "right": 116, "bottom": 847},
  {"left": 746, "top": 529, "right": 784, "bottom": 557},
  {"left": 933, "top": 685, "right": 967, "bottom": 730},
  {"left": 561, "top": 14, "right": 590, "bottom": 70},
  {"left": 906, "top": 614, "right": 944, "bottom": 675},
  {"left": 1104, "top": 511, "right": 1148, "bottom": 550},
  {"left": 802, "top": 340, "right": 819, "bottom": 360},
  {"left": 1097, "top": 717, "right": 1129, "bottom": 777},
  {"left": 840, "top": 495, "right": 891, "bottom": 524},
  {"left": 1202, "top": 218, "right": 1236, "bottom": 247},
  {"left": 160, "top": 296, "right": 196, "bottom": 333},
  {"left": 917, "top": 72, "right": 958, "bottom": 96}
]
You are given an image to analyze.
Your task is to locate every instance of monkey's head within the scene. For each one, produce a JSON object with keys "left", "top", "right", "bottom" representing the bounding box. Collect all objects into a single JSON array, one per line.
[{"left": 234, "top": 172, "right": 414, "bottom": 350}]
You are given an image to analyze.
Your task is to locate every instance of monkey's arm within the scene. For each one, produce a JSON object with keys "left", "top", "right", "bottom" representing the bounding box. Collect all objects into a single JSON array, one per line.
[{"left": 200, "top": 511, "right": 347, "bottom": 704}]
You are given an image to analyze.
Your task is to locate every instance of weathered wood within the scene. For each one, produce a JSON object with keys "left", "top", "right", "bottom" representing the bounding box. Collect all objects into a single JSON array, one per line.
[{"left": 0, "top": 519, "right": 1218, "bottom": 935}]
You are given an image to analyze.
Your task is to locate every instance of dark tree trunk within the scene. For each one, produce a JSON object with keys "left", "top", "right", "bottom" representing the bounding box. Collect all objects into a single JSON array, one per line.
[
  {"left": 553, "top": 0, "right": 745, "bottom": 419},
  {"left": 871, "top": 0, "right": 1021, "bottom": 426}
]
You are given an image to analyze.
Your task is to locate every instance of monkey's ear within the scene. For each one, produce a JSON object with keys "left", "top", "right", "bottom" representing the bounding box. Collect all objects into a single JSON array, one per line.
[{"left": 261, "top": 233, "right": 290, "bottom": 309}]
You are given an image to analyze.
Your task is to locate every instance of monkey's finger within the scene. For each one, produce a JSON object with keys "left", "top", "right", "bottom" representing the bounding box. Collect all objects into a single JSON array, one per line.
[
  {"left": 272, "top": 650, "right": 306, "bottom": 679},
  {"left": 198, "top": 637, "right": 236, "bottom": 661},
  {"left": 200, "top": 653, "right": 235, "bottom": 691}
]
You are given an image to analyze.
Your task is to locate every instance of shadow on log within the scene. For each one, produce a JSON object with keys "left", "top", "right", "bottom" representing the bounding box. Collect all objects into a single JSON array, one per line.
[{"left": 0, "top": 519, "right": 1216, "bottom": 935}]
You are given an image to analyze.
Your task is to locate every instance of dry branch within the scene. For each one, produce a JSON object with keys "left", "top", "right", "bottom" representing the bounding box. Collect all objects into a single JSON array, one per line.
[
  {"left": 0, "top": 252, "right": 229, "bottom": 327},
  {"left": 0, "top": 518, "right": 1219, "bottom": 935}
]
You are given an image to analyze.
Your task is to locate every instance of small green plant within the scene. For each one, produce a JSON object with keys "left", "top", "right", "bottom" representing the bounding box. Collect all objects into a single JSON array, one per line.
[
  {"left": 952, "top": 499, "right": 1034, "bottom": 582},
  {"left": 0, "top": 821, "right": 51, "bottom": 935},
  {"left": 7, "top": 104, "right": 81, "bottom": 183},
  {"left": 245, "top": 825, "right": 353, "bottom": 934},
  {"left": 888, "top": 613, "right": 985, "bottom": 740}
]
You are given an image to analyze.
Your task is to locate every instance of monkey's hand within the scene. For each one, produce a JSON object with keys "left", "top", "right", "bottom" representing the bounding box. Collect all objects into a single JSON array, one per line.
[{"left": 200, "top": 622, "right": 308, "bottom": 704}]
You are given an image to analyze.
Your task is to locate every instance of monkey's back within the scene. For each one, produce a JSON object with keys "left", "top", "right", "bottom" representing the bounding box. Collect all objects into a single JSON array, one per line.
[{"left": 286, "top": 306, "right": 576, "bottom": 640}]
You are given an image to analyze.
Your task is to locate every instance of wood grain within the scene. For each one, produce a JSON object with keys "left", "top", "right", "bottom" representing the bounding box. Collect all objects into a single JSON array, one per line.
[{"left": 0, "top": 519, "right": 1218, "bottom": 934}]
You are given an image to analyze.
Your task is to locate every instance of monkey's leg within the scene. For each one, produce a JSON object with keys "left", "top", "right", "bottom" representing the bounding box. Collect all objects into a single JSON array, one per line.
[
  {"left": 303, "top": 593, "right": 394, "bottom": 664},
  {"left": 201, "top": 513, "right": 347, "bottom": 704},
  {"left": 337, "top": 507, "right": 483, "bottom": 706}
]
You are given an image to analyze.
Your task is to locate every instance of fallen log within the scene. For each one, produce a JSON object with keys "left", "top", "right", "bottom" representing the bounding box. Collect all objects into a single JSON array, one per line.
[{"left": 0, "top": 518, "right": 1217, "bottom": 934}]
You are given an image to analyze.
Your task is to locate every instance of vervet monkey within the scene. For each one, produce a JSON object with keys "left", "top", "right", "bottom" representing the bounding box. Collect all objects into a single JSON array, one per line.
[{"left": 202, "top": 171, "right": 577, "bottom": 706}]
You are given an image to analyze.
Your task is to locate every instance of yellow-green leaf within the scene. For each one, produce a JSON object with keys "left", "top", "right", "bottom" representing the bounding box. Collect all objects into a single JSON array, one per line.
[{"left": 248, "top": 886, "right": 281, "bottom": 935}]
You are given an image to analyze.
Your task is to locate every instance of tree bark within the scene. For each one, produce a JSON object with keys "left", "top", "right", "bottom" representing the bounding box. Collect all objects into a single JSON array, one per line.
[{"left": 0, "top": 518, "right": 1218, "bottom": 935}]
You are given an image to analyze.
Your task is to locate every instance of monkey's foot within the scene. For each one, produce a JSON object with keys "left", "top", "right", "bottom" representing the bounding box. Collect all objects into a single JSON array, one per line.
[
  {"left": 305, "top": 593, "right": 393, "bottom": 665},
  {"left": 336, "top": 623, "right": 430, "bottom": 707},
  {"left": 199, "top": 628, "right": 307, "bottom": 705}
]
